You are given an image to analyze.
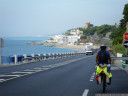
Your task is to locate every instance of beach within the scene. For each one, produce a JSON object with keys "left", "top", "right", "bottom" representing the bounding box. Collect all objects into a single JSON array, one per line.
[
  {"left": 38, "top": 42, "right": 85, "bottom": 51},
  {"left": 38, "top": 42, "right": 100, "bottom": 51},
  {"left": 54, "top": 44, "right": 85, "bottom": 51}
]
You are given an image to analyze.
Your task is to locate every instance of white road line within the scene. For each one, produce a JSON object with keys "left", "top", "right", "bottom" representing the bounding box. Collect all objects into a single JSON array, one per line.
[
  {"left": 90, "top": 72, "right": 95, "bottom": 82},
  {"left": 90, "top": 77, "right": 94, "bottom": 80},
  {"left": 0, "top": 79, "right": 5, "bottom": 82},
  {"left": 90, "top": 80, "right": 93, "bottom": 82},
  {"left": 33, "top": 68, "right": 43, "bottom": 70},
  {"left": 92, "top": 72, "right": 95, "bottom": 76},
  {"left": 43, "top": 68, "right": 50, "bottom": 70},
  {"left": 13, "top": 72, "right": 34, "bottom": 74},
  {"left": 0, "top": 75, "right": 21, "bottom": 77},
  {"left": 111, "top": 67, "right": 120, "bottom": 70},
  {"left": 33, "top": 68, "right": 47, "bottom": 70},
  {"left": 82, "top": 89, "right": 89, "bottom": 96},
  {"left": 24, "top": 69, "right": 42, "bottom": 72},
  {"left": 42, "top": 66, "right": 52, "bottom": 68}
]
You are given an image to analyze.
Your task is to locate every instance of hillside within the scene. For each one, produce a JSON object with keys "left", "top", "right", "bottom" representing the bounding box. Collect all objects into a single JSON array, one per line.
[{"left": 64, "top": 24, "right": 117, "bottom": 45}]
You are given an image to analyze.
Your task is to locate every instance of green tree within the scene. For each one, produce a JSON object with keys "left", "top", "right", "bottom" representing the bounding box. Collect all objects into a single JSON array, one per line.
[
  {"left": 80, "top": 35, "right": 87, "bottom": 39},
  {"left": 120, "top": 4, "right": 128, "bottom": 29},
  {"left": 112, "top": 3, "right": 128, "bottom": 45}
]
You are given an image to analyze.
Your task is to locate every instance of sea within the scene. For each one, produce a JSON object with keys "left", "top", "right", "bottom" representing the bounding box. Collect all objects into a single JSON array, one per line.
[{"left": 1, "top": 37, "right": 83, "bottom": 57}]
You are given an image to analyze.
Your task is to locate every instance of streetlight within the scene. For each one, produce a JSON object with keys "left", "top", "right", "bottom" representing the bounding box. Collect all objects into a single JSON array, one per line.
[{"left": 27, "top": 41, "right": 36, "bottom": 56}]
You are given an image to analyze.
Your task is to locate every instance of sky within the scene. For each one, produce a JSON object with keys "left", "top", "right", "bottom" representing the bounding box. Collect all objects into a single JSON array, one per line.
[{"left": 0, "top": 0, "right": 128, "bottom": 37}]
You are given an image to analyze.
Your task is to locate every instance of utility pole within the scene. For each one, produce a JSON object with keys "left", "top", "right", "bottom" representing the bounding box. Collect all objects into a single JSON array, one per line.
[{"left": 0, "top": 38, "right": 4, "bottom": 64}]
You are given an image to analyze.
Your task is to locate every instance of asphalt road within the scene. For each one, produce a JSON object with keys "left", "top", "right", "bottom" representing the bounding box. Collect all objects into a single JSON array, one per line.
[{"left": 0, "top": 54, "right": 128, "bottom": 96}]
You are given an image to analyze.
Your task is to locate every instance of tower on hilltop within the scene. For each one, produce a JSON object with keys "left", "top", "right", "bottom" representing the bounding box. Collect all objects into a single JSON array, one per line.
[{"left": 83, "top": 22, "right": 90, "bottom": 29}]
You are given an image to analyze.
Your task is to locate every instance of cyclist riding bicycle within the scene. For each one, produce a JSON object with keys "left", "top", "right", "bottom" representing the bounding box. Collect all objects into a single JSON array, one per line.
[{"left": 95, "top": 45, "right": 112, "bottom": 85}]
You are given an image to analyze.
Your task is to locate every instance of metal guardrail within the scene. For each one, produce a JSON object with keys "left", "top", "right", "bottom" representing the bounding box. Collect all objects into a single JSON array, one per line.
[
  {"left": 22, "top": 52, "right": 86, "bottom": 63},
  {"left": 111, "top": 57, "right": 128, "bottom": 60}
]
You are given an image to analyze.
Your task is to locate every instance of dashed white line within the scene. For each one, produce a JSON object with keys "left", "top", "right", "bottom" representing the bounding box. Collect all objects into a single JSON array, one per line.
[
  {"left": 89, "top": 80, "right": 93, "bottom": 82},
  {"left": 82, "top": 89, "right": 89, "bottom": 96},
  {"left": 90, "top": 72, "right": 95, "bottom": 82}
]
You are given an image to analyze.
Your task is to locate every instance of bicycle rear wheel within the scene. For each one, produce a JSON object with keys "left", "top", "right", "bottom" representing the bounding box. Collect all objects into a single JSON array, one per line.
[{"left": 103, "top": 75, "right": 106, "bottom": 93}]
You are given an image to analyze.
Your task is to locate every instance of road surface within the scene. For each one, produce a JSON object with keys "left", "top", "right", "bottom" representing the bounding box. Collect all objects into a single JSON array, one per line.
[{"left": 0, "top": 54, "right": 128, "bottom": 96}]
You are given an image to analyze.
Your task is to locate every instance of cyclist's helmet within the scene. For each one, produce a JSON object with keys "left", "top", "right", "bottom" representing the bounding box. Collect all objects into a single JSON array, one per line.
[{"left": 100, "top": 44, "right": 106, "bottom": 50}]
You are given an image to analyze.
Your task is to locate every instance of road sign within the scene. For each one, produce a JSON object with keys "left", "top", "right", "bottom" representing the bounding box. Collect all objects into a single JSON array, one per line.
[
  {"left": 124, "top": 33, "right": 128, "bottom": 40},
  {"left": 123, "top": 40, "right": 128, "bottom": 48}
]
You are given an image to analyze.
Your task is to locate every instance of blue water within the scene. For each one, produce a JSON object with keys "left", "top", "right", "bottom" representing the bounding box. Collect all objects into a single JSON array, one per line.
[{"left": 1, "top": 37, "right": 82, "bottom": 56}]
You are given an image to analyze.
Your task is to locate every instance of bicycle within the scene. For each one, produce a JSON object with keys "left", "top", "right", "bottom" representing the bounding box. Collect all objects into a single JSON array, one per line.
[{"left": 95, "top": 64, "right": 111, "bottom": 93}]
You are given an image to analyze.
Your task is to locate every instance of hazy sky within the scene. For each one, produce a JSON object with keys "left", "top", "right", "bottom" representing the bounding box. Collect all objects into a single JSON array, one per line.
[{"left": 0, "top": 0, "right": 128, "bottom": 37}]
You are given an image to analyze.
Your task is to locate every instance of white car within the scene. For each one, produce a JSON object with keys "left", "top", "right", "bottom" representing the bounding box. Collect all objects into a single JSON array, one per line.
[{"left": 85, "top": 48, "right": 94, "bottom": 55}]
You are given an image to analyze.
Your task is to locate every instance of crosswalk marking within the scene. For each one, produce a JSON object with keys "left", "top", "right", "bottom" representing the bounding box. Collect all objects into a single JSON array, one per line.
[
  {"left": 0, "top": 79, "right": 5, "bottom": 82},
  {"left": 0, "top": 55, "right": 93, "bottom": 83},
  {"left": 23, "top": 69, "right": 41, "bottom": 72},
  {"left": 13, "top": 72, "right": 34, "bottom": 74},
  {"left": 0, "top": 75, "right": 21, "bottom": 77}
]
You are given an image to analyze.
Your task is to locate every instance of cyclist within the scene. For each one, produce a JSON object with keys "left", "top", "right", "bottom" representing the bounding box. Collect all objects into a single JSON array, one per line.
[
  {"left": 96, "top": 45, "right": 111, "bottom": 65},
  {"left": 95, "top": 45, "right": 112, "bottom": 85}
]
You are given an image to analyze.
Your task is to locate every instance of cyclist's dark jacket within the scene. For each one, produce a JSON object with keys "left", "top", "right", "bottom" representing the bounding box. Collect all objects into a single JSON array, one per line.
[{"left": 97, "top": 50, "right": 109, "bottom": 64}]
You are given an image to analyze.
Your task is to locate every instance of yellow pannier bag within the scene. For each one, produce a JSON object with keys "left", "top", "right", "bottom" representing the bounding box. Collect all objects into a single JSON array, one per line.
[{"left": 96, "top": 66, "right": 112, "bottom": 78}]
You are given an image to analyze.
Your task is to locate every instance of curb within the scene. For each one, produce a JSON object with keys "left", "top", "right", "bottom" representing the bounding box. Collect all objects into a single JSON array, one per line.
[
  {"left": 0, "top": 64, "right": 19, "bottom": 68},
  {"left": 114, "top": 64, "right": 128, "bottom": 73}
]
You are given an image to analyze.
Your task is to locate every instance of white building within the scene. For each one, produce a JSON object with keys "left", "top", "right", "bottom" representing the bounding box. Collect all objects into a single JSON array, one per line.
[
  {"left": 53, "top": 35, "right": 64, "bottom": 44},
  {"left": 70, "top": 29, "right": 83, "bottom": 36},
  {"left": 67, "top": 36, "right": 80, "bottom": 45},
  {"left": 53, "top": 35, "right": 80, "bottom": 45}
]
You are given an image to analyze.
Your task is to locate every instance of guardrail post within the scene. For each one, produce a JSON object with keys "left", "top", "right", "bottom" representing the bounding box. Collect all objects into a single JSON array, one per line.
[
  {"left": 48, "top": 53, "right": 51, "bottom": 60},
  {"left": 63, "top": 53, "right": 66, "bottom": 57},
  {"left": 23, "top": 54, "right": 27, "bottom": 58},
  {"left": 38, "top": 54, "right": 41, "bottom": 61},
  {"left": 59, "top": 53, "right": 61, "bottom": 58},
  {"left": 70, "top": 53, "right": 72, "bottom": 56},
  {"left": 43, "top": 54, "right": 46, "bottom": 60},
  {"left": 60, "top": 53, "right": 62, "bottom": 58},
  {"left": 52, "top": 53, "right": 55, "bottom": 59},
  {"left": 66, "top": 53, "right": 69, "bottom": 57},
  {"left": 66, "top": 53, "right": 68, "bottom": 57},
  {"left": 31, "top": 54, "right": 35, "bottom": 62},
  {"left": 14, "top": 55, "right": 17, "bottom": 64},
  {"left": 23, "top": 54, "right": 27, "bottom": 63},
  {"left": 56, "top": 53, "right": 58, "bottom": 58}
]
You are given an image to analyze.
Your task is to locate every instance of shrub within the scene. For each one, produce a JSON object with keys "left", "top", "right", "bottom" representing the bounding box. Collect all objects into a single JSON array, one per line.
[{"left": 113, "top": 44, "right": 126, "bottom": 55}]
